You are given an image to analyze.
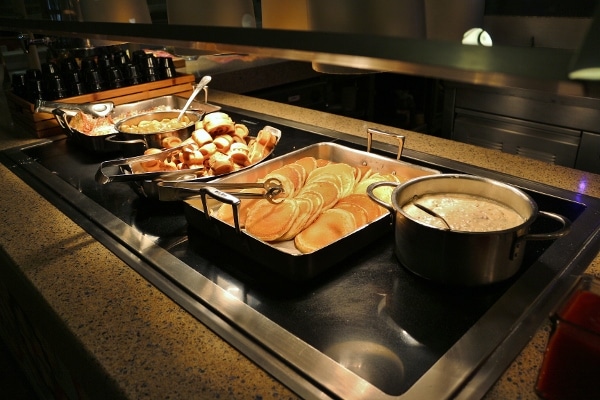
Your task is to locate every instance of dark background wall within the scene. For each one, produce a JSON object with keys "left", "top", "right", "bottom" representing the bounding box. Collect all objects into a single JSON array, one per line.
[{"left": 485, "top": 0, "right": 597, "bottom": 17}]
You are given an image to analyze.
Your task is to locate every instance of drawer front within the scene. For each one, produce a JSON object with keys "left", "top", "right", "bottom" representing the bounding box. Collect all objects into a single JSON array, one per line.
[{"left": 453, "top": 111, "right": 580, "bottom": 167}]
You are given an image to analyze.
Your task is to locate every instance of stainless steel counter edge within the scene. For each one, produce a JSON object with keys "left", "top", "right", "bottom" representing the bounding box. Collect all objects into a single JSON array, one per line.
[{"left": 0, "top": 89, "right": 599, "bottom": 400}]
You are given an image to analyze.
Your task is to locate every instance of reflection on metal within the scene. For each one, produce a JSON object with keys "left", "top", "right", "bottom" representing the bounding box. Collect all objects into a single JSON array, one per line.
[
  {"left": 461, "top": 28, "right": 493, "bottom": 47},
  {"left": 0, "top": 17, "right": 589, "bottom": 96},
  {"left": 167, "top": 0, "right": 256, "bottom": 28},
  {"left": 306, "top": 0, "right": 425, "bottom": 74},
  {"left": 569, "top": 4, "right": 600, "bottom": 80}
]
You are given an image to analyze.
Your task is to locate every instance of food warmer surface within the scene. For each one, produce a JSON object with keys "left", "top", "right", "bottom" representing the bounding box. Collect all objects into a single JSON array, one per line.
[{"left": 2, "top": 105, "right": 600, "bottom": 400}]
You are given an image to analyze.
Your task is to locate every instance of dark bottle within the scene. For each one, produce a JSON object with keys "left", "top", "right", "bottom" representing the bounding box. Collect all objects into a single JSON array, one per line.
[
  {"left": 122, "top": 63, "right": 143, "bottom": 86},
  {"left": 138, "top": 53, "right": 161, "bottom": 82},
  {"left": 11, "top": 73, "right": 27, "bottom": 98},
  {"left": 24, "top": 69, "right": 44, "bottom": 102},
  {"left": 46, "top": 74, "right": 69, "bottom": 100},
  {"left": 64, "top": 70, "right": 87, "bottom": 96},
  {"left": 158, "top": 56, "right": 177, "bottom": 79},
  {"left": 106, "top": 66, "right": 125, "bottom": 89},
  {"left": 84, "top": 68, "right": 106, "bottom": 93}
]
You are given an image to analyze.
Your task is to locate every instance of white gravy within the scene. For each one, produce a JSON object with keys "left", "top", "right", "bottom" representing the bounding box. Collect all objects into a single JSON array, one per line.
[{"left": 402, "top": 193, "right": 525, "bottom": 232}]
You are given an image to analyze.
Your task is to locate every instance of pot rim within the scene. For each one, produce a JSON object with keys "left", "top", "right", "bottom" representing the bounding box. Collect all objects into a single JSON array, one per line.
[{"left": 391, "top": 173, "right": 538, "bottom": 234}]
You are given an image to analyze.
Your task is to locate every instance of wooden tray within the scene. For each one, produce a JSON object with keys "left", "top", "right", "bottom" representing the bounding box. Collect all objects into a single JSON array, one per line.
[{"left": 7, "top": 73, "right": 196, "bottom": 138}]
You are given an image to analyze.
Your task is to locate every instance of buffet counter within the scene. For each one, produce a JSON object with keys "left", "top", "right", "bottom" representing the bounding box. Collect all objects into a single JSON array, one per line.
[{"left": 0, "top": 88, "right": 599, "bottom": 399}]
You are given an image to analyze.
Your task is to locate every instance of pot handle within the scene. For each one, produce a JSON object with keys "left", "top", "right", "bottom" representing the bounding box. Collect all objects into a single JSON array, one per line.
[
  {"left": 523, "top": 211, "right": 571, "bottom": 241},
  {"left": 105, "top": 134, "right": 148, "bottom": 157},
  {"left": 105, "top": 134, "right": 147, "bottom": 147},
  {"left": 366, "top": 181, "right": 398, "bottom": 212}
]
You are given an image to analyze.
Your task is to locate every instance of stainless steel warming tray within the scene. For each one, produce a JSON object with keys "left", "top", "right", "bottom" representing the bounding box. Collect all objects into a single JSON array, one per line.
[
  {"left": 2, "top": 103, "right": 600, "bottom": 400},
  {"left": 182, "top": 142, "right": 440, "bottom": 281}
]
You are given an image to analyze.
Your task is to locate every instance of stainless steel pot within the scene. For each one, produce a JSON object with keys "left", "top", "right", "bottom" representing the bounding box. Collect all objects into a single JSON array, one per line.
[
  {"left": 52, "top": 108, "right": 122, "bottom": 153},
  {"left": 367, "top": 174, "right": 571, "bottom": 286},
  {"left": 109, "top": 110, "right": 203, "bottom": 156}
]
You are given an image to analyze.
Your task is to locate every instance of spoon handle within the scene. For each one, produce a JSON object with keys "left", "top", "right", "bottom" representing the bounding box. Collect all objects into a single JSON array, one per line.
[{"left": 177, "top": 75, "right": 212, "bottom": 122}]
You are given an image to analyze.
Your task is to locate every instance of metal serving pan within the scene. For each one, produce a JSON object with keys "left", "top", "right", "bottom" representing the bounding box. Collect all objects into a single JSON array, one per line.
[
  {"left": 51, "top": 95, "right": 221, "bottom": 154},
  {"left": 95, "top": 126, "right": 282, "bottom": 198},
  {"left": 182, "top": 141, "right": 440, "bottom": 281}
]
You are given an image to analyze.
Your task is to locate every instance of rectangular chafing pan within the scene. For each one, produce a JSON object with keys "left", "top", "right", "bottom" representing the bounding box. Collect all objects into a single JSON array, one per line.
[{"left": 183, "top": 142, "right": 439, "bottom": 281}]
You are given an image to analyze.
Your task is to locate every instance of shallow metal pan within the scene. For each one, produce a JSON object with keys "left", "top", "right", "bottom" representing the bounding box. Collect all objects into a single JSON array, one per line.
[
  {"left": 95, "top": 126, "right": 282, "bottom": 198},
  {"left": 51, "top": 95, "right": 221, "bottom": 154},
  {"left": 183, "top": 141, "right": 440, "bottom": 281}
]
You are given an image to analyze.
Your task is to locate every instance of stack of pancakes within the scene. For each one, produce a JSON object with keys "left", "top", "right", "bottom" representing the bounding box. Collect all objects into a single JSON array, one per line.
[{"left": 215, "top": 156, "right": 401, "bottom": 253}]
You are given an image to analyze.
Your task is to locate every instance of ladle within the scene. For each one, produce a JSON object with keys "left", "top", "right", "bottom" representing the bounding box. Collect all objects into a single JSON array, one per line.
[
  {"left": 176, "top": 75, "right": 212, "bottom": 122},
  {"left": 411, "top": 196, "right": 452, "bottom": 230}
]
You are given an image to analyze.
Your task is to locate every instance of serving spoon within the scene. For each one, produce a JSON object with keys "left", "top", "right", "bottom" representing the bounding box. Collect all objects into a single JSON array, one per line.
[
  {"left": 410, "top": 195, "right": 452, "bottom": 230},
  {"left": 176, "top": 75, "right": 212, "bottom": 122}
]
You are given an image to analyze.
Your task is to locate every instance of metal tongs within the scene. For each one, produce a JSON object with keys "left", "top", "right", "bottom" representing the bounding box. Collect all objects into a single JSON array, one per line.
[
  {"left": 157, "top": 178, "right": 284, "bottom": 233},
  {"left": 95, "top": 142, "right": 196, "bottom": 184},
  {"left": 157, "top": 177, "right": 284, "bottom": 203},
  {"left": 35, "top": 99, "right": 115, "bottom": 117}
]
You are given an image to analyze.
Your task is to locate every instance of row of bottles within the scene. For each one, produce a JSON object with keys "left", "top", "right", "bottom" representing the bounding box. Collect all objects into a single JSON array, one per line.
[{"left": 11, "top": 49, "right": 178, "bottom": 102}]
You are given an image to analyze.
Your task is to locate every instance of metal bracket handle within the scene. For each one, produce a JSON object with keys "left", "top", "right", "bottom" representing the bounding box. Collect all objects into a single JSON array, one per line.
[{"left": 367, "top": 128, "right": 405, "bottom": 160}]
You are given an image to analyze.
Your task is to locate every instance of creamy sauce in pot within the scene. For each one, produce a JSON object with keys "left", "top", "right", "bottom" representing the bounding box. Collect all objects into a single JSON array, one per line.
[{"left": 402, "top": 193, "right": 525, "bottom": 232}]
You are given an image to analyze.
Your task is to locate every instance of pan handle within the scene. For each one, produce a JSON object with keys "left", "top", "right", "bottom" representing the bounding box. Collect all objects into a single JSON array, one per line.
[
  {"left": 201, "top": 187, "right": 244, "bottom": 234},
  {"left": 366, "top": 128, "right": 405, "bottom": 160},
  {"left": 523, "top": 211, "right": 571, "bottom": 241}
]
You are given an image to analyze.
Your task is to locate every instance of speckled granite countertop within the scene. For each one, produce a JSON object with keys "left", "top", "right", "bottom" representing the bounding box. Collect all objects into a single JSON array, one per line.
[{"left": 0, "top": 89, "right": 599, "bottom": 399}]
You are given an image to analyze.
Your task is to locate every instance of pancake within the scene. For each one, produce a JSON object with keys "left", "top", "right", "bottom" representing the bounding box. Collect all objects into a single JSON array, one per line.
[
  {"left": 307, "top": 162, "right": 355, "bottom": 197},
  {"left": 336, "top": 194, "right": 387, "bottom": 222},
  {"left": 294, "top": 156, "right": 318, "bottom": 175},
  {"left": 266, "top": 164, "right": 305, "bottom": 197},
  {"left": 295, "top": 190, "right": 324, "bottom": 227},
  {"left": 294, "top": 209, "right": 357, "bottom": 254},
  {"left": 316, "top": 158, "right": 330, "bottom": 168},
  {"left": 298, "top": 180, "right": 341, "bottom": 211},
  {"left": 214, "top": 188, "right": 262, "bottom": 227},
  {"left": 262, "top": 172, "right": 295, "bottom": 199},
  {"left": 334, "top": 201, "right": 369, "bottom": 227},
  {"left": 245, "top": 199, "right": 299, "bottom": 242},
  {"left": 287, "top": 162, "right": 308, "bottom": 188},
  {"left": 279, "top": 198, "right": 314, "bottom": 241}
]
